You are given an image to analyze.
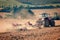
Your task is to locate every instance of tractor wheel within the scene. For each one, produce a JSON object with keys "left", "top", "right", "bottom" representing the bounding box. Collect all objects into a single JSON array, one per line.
[{"left": 44, "top": 20, "right": 49, "bottom": 27}]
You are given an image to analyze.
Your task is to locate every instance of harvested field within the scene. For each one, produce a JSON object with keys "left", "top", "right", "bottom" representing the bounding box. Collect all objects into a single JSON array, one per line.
[
  {"left": 0, "top": 18, "right": 60, "bottom": 40},
  {"left": 0, "top": 27, "right": 60, "bottom": 40},
  {"left": 0, "top": 8, "right": 60, "bottom": 40}
]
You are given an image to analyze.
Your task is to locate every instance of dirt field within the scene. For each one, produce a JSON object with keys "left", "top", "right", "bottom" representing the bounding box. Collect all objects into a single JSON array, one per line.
[
  {"left": 0, "top": 18, "right": 60, "bottom": 32},
  {"left": 0, "top": 27, "right": 60, "bottom": 40},
  {"left": 0, "top": 8, "right": 60, "bottom": 40},
  {"left": 0, "top": 18, "right": 38, "bottom": 32},
  {"left": 0, "top": 18, "right": 60, "bottom": 40}
]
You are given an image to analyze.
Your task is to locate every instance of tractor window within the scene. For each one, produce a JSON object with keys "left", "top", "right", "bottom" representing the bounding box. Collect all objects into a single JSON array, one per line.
[
  {"left": 42, "top": 13, "right": 49, "bottom": 17},
  {"left": 52, "top": 12, "right": 60, "bottom": 20}
]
